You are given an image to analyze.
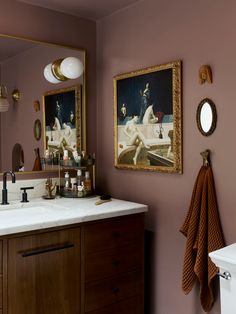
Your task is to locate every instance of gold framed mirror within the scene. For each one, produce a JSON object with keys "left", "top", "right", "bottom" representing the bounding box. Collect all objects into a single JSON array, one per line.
[
  {"left": 0, "top": 34, "right": 86, "bottom": 174},
  {"left": 196, "top": 98, "right": 217, "bottom": 136},
  {"left": 34, "top": 119, "right": 42, "bottom": 141}
]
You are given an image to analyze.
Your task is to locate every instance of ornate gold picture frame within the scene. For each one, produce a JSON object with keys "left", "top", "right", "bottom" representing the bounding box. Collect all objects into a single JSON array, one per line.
[
  {"left": 43, "top": 85, "right": 82, "bottom": 157},
  {"left": 114, "top": 60, "right": 182, "bottom": 173}
]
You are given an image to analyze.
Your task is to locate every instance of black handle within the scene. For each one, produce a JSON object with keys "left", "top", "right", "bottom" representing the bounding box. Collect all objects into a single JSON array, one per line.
[
  {"left": 112, "top": 287, "right": 120, "bottom": 294},
  {"left": 21, "top": 243, "right": 74, "bottom": 257},
  {"left": 112, "top": 259, "right": 120, "bottom": 267},
  {"left": 20, "top": 187, "right": 34, "bottom": 191},
  {"left": 20, "top": 186, "right": 34, "bottom": 203},
  {"left": 112, "top": 232, "right": 120, "bottom": 239}
]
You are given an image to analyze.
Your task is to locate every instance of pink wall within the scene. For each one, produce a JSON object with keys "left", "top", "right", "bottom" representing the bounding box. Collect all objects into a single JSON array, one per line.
[
  {"left": 0, "top": 0, "right": 96, "bottom": 179},
  {"left": 96, "top": 0, "right": 236, "bottom": 313}
]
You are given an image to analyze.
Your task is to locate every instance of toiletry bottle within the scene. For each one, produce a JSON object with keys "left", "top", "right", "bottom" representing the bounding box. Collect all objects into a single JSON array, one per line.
[
  {"left": 77, "top": 169, "right": 84, "bottom": 186},
  {"left": 84, "top": 171, "right": 91, "bottom": 192},
  {"left": 64, "top": 172, "right": 70, "bottom": 190}
]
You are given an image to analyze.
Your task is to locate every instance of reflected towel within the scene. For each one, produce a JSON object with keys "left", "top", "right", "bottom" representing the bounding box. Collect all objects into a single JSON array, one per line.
[{"left": 180, "top": 165, "right": 225, "bottom": 312}]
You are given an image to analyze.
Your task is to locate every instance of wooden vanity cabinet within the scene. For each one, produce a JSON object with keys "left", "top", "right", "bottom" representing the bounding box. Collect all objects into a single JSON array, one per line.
[
  {"left": 2, "top": 213, "right": 144, "bottom": 314},
  {"left": 7, "top": 228, "right": 81, "bottom": 314},
  {"left": 82, "top": 214, "right": 144, "bottom": 314}
]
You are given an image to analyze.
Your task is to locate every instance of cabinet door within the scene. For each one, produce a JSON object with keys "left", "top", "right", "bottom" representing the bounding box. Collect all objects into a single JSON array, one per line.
[{"left": 7, "top": 228, "right": 80, "bottom": 314}]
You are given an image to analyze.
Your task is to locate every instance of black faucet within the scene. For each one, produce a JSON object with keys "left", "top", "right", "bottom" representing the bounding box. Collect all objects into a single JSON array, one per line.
[{"left": 1, "top": 171, "right": 16, "bottom": 205}]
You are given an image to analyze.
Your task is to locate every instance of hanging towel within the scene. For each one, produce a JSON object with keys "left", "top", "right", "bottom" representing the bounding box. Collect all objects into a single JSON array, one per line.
[{"left": 180, "top": 165, "right": 225, "bottom": 312}]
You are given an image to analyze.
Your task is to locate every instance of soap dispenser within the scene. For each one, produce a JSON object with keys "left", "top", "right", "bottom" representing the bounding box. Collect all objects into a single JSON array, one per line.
[{"left": 64, "top": 172, "right": 70, "bottom": 190}]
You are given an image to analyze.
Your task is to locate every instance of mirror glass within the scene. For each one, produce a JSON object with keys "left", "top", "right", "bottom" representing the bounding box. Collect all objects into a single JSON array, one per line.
[
  {"left": 0, "top": 35, "right": 86, "bottom": 174},
  {"left": 196, "top": 98, "right": 217, "bottom": 136}
]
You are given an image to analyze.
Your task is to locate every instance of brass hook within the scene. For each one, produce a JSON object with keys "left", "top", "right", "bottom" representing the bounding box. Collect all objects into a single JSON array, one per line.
[{"left": 200, "top": 149, "right": 211, "bottom": 167}]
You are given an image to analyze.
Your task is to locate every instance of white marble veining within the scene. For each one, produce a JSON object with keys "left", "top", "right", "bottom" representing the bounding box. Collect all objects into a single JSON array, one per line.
[
  {"left": 0, "top": 195, "right": 148, "bottom": 236},
  {"left": 0, "top": 178, "right": 58, "bottom": 202}
]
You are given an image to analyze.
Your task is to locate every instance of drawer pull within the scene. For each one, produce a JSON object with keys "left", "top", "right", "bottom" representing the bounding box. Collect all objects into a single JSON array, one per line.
[
  {"left": 21, "top": 243, "right": 74, "bottom": 257},
  {"left": 112, "top": 287, "right": 120, "bottom": 294},
  {"left": 112, "top": 232, "right": 120, "bottom": 239},
  {"left": 112, "top": 259, "right": 120, "bottom": 267}
]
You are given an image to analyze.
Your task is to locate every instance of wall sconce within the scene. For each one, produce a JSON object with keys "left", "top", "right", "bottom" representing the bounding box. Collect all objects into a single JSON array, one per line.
[
  {"left": 0, "top": 85, "right": 9, "bottom": 112},
  {"left": 44, "top": 57, "right": 84, "bottom": 84},
  {"left": 12, "top": 89, "right": 21, "bottom": 102}
]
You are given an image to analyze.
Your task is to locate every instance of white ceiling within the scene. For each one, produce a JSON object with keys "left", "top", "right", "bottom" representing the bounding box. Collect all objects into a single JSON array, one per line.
[{"left": 17, "top": 0, "right": 139, "bottom": 20}]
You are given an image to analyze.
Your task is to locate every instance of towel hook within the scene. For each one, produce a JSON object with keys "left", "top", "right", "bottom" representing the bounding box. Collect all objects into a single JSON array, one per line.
[{"left": 200, "top": 149, "right": 211, "bottom": 167}]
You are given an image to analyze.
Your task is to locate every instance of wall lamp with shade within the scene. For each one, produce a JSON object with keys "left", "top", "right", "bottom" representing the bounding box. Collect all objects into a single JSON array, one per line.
[
  {"left": 44, "top": 57, "right": 84, "bottom": 84},
  {"left": 0, "top": 87, "right": 21, "bottom": 112},
  {"left": 0, "top": 85, "right": 9, "bottom": 112}
]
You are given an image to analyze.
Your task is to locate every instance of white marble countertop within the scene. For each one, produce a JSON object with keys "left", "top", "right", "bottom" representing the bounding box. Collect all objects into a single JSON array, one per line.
[{"left": 0, "top": 196, "right": 148, "bottom": 236}]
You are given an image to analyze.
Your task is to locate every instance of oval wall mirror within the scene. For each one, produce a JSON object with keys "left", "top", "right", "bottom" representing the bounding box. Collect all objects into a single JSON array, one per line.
[
  {"left": 196, "top": 98, "right": 217, "bottom": 136},
  {"left": 34, "top": 119, "right": 42, "bottom": 141}
]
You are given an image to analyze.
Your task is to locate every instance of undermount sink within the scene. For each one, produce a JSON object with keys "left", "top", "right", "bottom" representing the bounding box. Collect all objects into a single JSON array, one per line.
[{"left": 0, "top": 199, "right": 64, "bottom": 212}]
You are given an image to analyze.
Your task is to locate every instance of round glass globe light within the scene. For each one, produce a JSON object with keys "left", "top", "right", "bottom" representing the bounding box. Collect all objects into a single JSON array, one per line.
[
  {"left": 60, "top": 57, "right": 84, "bottom": 79},
  {"left": 44, "top": 63, "right": 60, "bottom": 84}
]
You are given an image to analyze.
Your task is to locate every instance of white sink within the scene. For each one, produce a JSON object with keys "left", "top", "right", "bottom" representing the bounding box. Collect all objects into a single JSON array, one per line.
[{"left": 0, "top": 199, "right": 65, "bottom": 212}]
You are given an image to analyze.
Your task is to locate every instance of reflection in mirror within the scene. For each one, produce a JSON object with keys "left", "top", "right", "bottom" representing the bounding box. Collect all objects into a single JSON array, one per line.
[
  {"left": 12, "top": 143, "right": 24, "bottom": 172},
  {"left": 0, "top": 35, "right": 86, "bottom": 174},
  {"left": 196, "top": 98, "right": 217, "bottom": 136}
]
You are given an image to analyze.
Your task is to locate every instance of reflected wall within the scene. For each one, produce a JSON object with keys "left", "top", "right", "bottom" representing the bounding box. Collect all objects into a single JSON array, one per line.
[{"left": 0, "top": 37, "right": 85, "bottom": 173}]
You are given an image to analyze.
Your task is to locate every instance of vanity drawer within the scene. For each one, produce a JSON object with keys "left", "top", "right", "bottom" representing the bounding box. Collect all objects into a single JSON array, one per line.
[
  {"left": 85, "top": 243, "right": 143, "bottom": 282},
  {"left": 85, "top": 270, "right": 143, "bottom": 312},
  {"left": 84, "top": 215, "right": 144, "bottom": 254},
  {"left": 86, "top": 296, "right": 143, "bottom": 314}
]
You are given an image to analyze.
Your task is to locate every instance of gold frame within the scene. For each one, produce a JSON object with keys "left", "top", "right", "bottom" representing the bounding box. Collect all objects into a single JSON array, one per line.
[
  {"left": 43, "top": 85, "right": 82, "bottom": 155},
  {"left": 114, "top": 60, "right": 182, "bottom": 173},
  {"left": 0, "top": 33, "right": 86, "bottom": 175}
]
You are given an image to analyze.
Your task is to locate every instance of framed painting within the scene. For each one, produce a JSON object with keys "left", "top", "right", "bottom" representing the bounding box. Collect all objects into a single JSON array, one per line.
[
  {"left": 43, "top": 85, "right": 81, "bottom": 157},
  {"left": 114, "top": 60, "right": 182, "bottom": 173}
]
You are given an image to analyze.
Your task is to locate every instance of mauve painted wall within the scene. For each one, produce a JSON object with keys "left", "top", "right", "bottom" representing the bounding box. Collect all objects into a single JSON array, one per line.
[{"left": 96, "top": 0, "right": 236, "bottom": 313}]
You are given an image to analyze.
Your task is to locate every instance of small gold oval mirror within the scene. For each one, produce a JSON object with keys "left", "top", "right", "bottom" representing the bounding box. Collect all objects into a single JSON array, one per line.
[
  {"left": 34, "top": 119, "right": 42, "bottom": 141},
  {"left": 196, "top": 98, "right": 217, "bottom": 136}
]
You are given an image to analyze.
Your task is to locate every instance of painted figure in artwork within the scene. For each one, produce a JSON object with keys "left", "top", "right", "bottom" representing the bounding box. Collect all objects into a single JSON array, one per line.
[
  {"left": 139, "top": 82, "right": 151, "bottom": 122},
  {"left": 142, "top": 105, "right": 158, "bottom": 124},
  {"left": 120, "top": 103, "right": 127, "bottom": 121},
  {"left": 124, "top": 115, "right": 150, "bottom": 165}
]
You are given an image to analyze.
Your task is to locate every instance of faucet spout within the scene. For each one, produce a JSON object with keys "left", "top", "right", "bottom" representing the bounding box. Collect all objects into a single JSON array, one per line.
[{"left": 2, "top": 171, "right": 16, "bottom": 205}]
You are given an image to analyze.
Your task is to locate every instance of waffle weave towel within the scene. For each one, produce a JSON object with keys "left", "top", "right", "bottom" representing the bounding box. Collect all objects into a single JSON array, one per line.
[{"left": 180, "top": 165, "right": 225, "bottom": 312}]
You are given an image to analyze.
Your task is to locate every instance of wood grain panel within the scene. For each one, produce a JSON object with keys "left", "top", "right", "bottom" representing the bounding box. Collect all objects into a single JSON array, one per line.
[
  {"left": 84, "top": 215, "right": 144, "bottom": 254},
  {"left": 7, "top": 228, "right": 81, "bottom": 314},
  {"left": 85, "top": 271, "right": 143, "bottom": 312}
]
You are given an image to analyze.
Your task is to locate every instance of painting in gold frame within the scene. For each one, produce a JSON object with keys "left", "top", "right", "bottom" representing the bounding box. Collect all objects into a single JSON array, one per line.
[
  {"left": 43, "top": 85, "right": 82, "bottom": 157},
  {"left": 114, "top": 60, "right": 182, "bottom": 173}
]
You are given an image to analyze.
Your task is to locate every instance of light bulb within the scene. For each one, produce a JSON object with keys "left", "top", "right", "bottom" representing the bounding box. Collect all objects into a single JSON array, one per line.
[
  {"left": 44, "top": 63, "right": 60, "bottom": 84},
  {"left": 60, "top": 57, "right": 84, "bottom": 79}
]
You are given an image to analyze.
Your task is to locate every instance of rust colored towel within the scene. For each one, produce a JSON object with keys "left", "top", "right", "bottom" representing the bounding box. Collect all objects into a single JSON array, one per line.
[{"left": 180, "top": 165, "right": 225, "bottom": 312}]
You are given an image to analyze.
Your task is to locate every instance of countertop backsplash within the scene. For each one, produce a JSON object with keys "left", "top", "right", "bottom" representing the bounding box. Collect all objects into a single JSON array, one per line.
[{"left": 0, "top": 178, "right": 58, "bottom": 202}]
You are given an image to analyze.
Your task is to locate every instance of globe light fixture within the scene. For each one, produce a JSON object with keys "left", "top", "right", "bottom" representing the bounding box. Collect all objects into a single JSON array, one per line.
[
  {"left": 60, "top": 57, "right": 84, "bottom": 79},
  {"left": 44, "top": 63, "right": 61, "bottom": 84},
  {"left": 44, "top": 57, "right": 84, "bottom": 84}
]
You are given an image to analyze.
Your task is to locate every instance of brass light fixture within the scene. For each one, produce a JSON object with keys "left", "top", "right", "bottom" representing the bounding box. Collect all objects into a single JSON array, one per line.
[
  {"left": 12, "top": 89, "right": 21, "bottom": 102},
  {"left": 44, "top": 57, "right": 84, "bottom": 84}
]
